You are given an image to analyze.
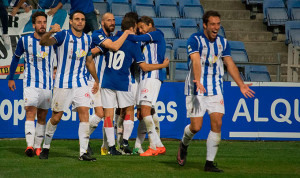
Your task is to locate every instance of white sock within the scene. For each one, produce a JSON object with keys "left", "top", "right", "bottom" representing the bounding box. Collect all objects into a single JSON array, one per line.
[
  {"left": 102, "top": 124, "right": 108, "bottom": 149},
  {"left": 79, "top": 122, "right": 90, "bottom": 156},
  {"left": 143, "top": 116, "right": 157, "bottom": 150},
  {"left": 153, "top": 114, "right": 160, "bottom": 137},
  {"left": 206, "top": 130, "right": 221, "bottom": 162},
  {"left": 43, "top": 119, "right": 57, "bottom": 149},
  {"left": 34, "top": 122, "right": 45, "bottom": 149},
  {"left": 114, "top": 114, "right": 120, "bottom": 137},
  {"left": 182, "top": 125, "right": 195, "bottom": 146},
  {"left": 89, "top": 114, "right": 102, "bottom": 136},
  {"left": 152, "top": 123, "right": 164, "bottom": 147},
  {"left": 123, "top": 120, "right": 134, "bottom": 140},
  {"left": 25, "top": 121, "right": 35, "bottom": 147},
  {"left": 135, "top": 120, "right": 146, "bottom": 148},
  {"left": 105, "top": 127, "right": 115, "bottom": 147}
]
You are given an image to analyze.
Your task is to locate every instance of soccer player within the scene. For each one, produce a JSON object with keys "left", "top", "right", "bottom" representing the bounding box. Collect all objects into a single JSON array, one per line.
[
  {"left": 38, "top": 10, "right": 99, "bottom": 161},
  {"left": 8, "top": 11, "right": 56, "bottom": 157},
  {"left": 100, "top": 17, "right": 169, "bottom": 155},
  {"left": 176, "top": 10, "right": 255, "bottom": 172},
  {"left": 126, "top": 16, "right": 167, "bottom": 156},
  {"left": 87, "top": 12, "right": 133, "bottom": 156}
]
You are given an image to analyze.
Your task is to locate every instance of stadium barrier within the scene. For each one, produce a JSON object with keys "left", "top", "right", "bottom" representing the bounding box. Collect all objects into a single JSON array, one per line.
[
  {"left": 285, "top": 44, "right": 300, "bottom": 82},
  {"left": 1, "top": 80, "right": 299, "bottom": 141}
]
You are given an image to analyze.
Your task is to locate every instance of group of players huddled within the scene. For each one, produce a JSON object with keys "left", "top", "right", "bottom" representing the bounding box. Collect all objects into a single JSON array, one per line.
[
  {"left": 8, "top": 8, "right": 255, "bottom": 172},
  {"left": 8, "top": 10, "right": 169, "bottom": 161}
]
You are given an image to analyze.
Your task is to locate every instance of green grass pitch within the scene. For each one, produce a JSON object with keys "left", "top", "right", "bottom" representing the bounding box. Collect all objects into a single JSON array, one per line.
[{"left": 0, "top": 139, "right": 299, "bottom": 177}]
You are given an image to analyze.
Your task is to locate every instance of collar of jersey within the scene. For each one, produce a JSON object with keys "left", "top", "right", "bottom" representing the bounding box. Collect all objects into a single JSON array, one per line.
[{"left": 68, "top": 29, "right": 84, "bottom": 39}]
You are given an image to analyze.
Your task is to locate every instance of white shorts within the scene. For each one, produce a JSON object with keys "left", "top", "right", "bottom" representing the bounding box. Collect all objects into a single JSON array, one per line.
[
  {"left": 186, "top": 94, "right": 225, "bottom": 118},
  {"left": 52, "top": 86, "right": 91, "bottom": 112},
  {"left": 88, "top": 81, "right": 102, "bottom": 108},
  {"left": 23, "top": 87, "right": 52, "bottom": 109},
  {"left": 101, "top": 88, "right": 135, "bottom": 109},
  {"left": 131, "top": 82, "right": 139, "bottom": 105},
  {"left": 137, "top": 78, "right": 161, "bottom": 107}
]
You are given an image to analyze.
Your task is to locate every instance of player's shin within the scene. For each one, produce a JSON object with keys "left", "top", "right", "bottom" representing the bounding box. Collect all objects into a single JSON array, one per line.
[
  {"left": 182, "top": 125, "right": 195, "bottom": 146},
  {"left": 34, "top": 122, "right": 46, "bottom": 149},
  {"left": 135, "top": 119, "right": 146, "bottom": 148},
  {"left": 89, "top": 114, "right": 101, "bottom": 135},
  {"left": 79, "top": 122, "right": 90, "bottom": 156},
  {"left": 104, "top": 117, "right": 115, "bottom": 147},
  {"left": 25, "top": 121, "right": 35, "bottom": 147},
  {"left": 43, "top": 119, "right": 57, "bottom": 149},
  {"left": 143, "top": 116, "right": 157, "bottom": 150},
  {"left": 206, "top": 130, "right": 221, "bottom": 161}
]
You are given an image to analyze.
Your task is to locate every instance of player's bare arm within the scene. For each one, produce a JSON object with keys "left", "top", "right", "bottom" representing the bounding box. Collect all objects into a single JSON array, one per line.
[
  {"left": 47, "top": 2, "right": 63, "bottom": 16},
  {"left": 138, "top": 58, "right": 170, "bottom": 72},
  {"left": 190, "top": 52, "right": 206, "bottom": 93},
  {"left": 40, "top": 24, "right": 61, "bottom": 46},
  {"left": 91, "top": 47, "right": 102, "bottom": 55},
  {"left": 86, "top": 55, "right": 99, "bottom": 94},
  {"left": 101, "top": 30, "right": 134, "bottom": 51},
  {"left": 223, "top": 56, "right": 255, "bottom": 98}
]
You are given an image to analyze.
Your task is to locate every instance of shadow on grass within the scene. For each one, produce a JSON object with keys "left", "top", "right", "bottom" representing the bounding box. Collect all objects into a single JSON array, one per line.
[{"left": 159, "top": 160, "right": 203, "bottom": 170}]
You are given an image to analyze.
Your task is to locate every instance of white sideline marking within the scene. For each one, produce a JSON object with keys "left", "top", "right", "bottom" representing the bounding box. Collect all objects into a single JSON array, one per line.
[{"left": 229, "top": 132, "right": 300, "bottom": 138}]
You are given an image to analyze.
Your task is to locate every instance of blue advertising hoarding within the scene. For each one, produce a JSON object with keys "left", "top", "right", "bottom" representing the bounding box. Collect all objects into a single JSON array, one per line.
[{"left": 0, "top": 80, "right": 299, "bottom": 140}]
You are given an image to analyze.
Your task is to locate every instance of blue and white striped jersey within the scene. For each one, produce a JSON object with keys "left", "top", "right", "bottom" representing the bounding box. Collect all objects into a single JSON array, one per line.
[
  {"left": 14, "top": 33, "right": 56, "bottom": 90},
  {"left": 138, "top": 29, "right": 166, "bottom": 82},
  {"left": 86, "top": 28, "right": 110, "bottom": 84},
  {"left": 53, "top": 29, "right": 92, "bottom": 88},
  {"left": 185, "top": 32, "right": 231, "bottom": 96}
]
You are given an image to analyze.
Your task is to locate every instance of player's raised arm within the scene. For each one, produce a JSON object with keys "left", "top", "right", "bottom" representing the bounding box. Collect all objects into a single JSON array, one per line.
[
  {"left": 40, "top": 24, "right": 61, "bottom": 46},
  {"left": 224, "top": 56, "right": 255, "bottom": 98},
  {"left": 138, "top": 58, "right": 169, "bottom": 72},
  {"left": 101, "top": 30, "right": 133, "bottom": 51}
]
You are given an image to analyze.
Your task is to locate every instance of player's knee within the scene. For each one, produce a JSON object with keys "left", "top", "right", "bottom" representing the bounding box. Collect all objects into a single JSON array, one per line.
[{"left": 190, "top": 125, "right": 201, "bottom": 133}]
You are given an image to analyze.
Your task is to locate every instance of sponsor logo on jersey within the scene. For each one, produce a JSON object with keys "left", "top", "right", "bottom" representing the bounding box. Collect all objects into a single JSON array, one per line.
[
  {"left": 75, "top": 48, "right": 87, "bottom": 58},
  {"left": 141, "top": 88, "right": 148, "bottom": 94}
]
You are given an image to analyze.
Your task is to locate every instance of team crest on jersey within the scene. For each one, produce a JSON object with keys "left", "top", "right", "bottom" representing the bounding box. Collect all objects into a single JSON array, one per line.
[
  {"left": 75, "top": 48, "right": 87, "bottom": 58},
  {"left": 24, "top": 98, "right": 28, "bottom": 103},
  {"left": 208, "top": 54, "right": 219, "bottom": 64},
  {"left": 36, "top": 51, "right": 48, "bottom": 59},
  {"left": 98, "top": 35, "right": 104, "bottom": 40}
]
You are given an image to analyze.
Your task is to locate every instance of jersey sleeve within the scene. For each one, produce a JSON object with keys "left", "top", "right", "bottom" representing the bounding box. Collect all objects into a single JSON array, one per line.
[
  {"left": 53, "top": 30, "right": 66, "bottom": 46},
  {"left": 14, "top": 37, "right": 25, "bottom": 57},
  {"left": 222, "top": 40, "right": 231, "bottom": 57},
  {"left": 187, "top": 35, "right": 200, "bottom": 56},
  {"left": 127, "top": 34, "right": 152, "bottom": 42},
  {"left": 92, "top": 31, "right": 107, "bottom": 46},
  {"left": 132, "top": 42, "right": 145, "bottom": 63},
  {"left": 147, "top": 30, "right": 163, "bottom": 42}
]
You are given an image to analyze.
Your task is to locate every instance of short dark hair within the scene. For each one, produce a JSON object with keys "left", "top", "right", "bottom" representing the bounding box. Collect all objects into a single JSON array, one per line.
[
  {"left": 70, "top": 10, "right": 85, "bottom": 20},
  {"left": 32, "top": 11, "right": 47, "bottom": 24},
  {"left": 138, "top": 16, "right": 154, "bottom": 27},
  {"left": 202, "top": 10, "right": 221, "bottom": 25},
  {"left": 121, "top": 17, "right": 136, "bottom": 31},
  {"left": 124, "top": 12, "right": 139, "bottom": 23}
]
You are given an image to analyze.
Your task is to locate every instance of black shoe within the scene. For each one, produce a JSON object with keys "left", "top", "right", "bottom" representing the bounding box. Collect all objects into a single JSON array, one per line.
[
  {"left": 79, "top": 153, "right": 96, "bottom": 161},
  {"left": 204, "top": 161, "right": 224, "bottom": 173},
  {"left": 25, "top": 147, "right": 34, "bottom": 157},
  {"left": 39, "top": 148, "right": 49, "bottom": 159},
  {"left": 87, "top": 143, "right": 94, "bottom": 156},
  {"left": 109, "top": 146, "right": 122, "bottom": 155},
  {"left": 177, "top": 141, "right": 188, "bottom": 166},
  {"left": 121, "top": 139, "right": 132, "bottom": 154}
]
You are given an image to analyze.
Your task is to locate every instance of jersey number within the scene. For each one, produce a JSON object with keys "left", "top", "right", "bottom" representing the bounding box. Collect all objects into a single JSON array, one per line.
[{"left": 108, "top": 51, "right": 125, "bottom": 70}]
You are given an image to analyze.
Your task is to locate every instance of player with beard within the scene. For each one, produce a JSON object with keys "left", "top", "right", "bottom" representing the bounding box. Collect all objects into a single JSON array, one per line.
[
  {"left": 8, "top": 11, "right": 56, "bottom": 157},
  {"left": 38, "top": 10, "right": 99, "bottom": 161},
  {"left": 87, "top": 12, "right": 133, "bottom": 155}
]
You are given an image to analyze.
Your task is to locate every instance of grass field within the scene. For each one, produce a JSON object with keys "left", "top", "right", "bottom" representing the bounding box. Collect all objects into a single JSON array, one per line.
[{"left": 0, "top": 139, "right": 299, "bottom": 178}]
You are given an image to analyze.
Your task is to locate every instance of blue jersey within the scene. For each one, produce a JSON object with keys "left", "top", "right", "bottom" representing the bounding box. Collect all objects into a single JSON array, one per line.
[
  {"left": 184, "top": 32, "right": 231, "bottom": 96},
  {"left": 86, "top": 28, "right": 110, "bottom": 84},
  {"left": 101, "top": 31, "right": 145, "bottom": 91},
  {"left": 53, "top": 29, "right": 92, "bottom": 88},
  {"left": 12, "top": 33, "right": 56, "bottom": 90},
  {"left": 69, "top": 0, "right": 94, "bottom": 14},
  {"left": 127, "top": 29, "right": 166, "bottom": 82}
]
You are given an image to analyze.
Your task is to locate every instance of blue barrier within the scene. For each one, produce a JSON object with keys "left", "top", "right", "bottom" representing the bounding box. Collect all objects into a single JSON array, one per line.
[{"left": 1, "top": 80, "right": 300, "bottom": 140}]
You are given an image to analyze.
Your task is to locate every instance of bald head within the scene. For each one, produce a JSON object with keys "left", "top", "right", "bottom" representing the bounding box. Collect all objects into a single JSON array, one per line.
[
  {"left": 101, "top": 12, "right": 114, "bottom": 22},
  {"left": 101, "top": 12, "right": 115, "bottom": 34}
]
